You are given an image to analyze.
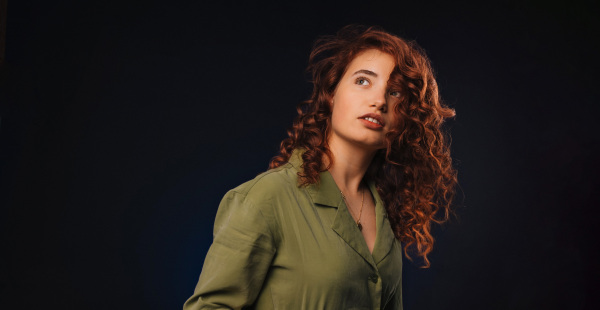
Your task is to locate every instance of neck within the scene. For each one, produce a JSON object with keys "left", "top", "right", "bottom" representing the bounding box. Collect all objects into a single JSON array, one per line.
[{"left": 326, "top": 138, "right": 377, "bottom": 195}]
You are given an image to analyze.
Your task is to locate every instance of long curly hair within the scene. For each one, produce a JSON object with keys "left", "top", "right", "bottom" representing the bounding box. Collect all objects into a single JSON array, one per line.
[{"left": 269, "top": 25, "right": 457, "bottom": 267}]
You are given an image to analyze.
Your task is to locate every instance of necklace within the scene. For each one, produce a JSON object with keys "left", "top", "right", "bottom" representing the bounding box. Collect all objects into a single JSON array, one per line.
[{"left": 340, "top": 187, "right": 365, "bottom": 231}]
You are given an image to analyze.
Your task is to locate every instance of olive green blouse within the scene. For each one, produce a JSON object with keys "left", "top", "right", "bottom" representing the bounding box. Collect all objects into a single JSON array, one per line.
[{"left": 183, "top": 150, "right": 403, "bottom": 309}]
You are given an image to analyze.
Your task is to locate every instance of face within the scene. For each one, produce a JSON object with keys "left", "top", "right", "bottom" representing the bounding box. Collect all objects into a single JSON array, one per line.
[{"left": 329, "top": 49, "right": 399, "bottom": 152}]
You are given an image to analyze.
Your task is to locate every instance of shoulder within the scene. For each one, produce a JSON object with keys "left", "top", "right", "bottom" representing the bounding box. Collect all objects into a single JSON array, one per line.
[
  {"left": 216, "top": 162, "right": 300, "bottom": 222},
  {"left": 214, "top": 163, "right": 299, "bottom": 240},
  {"left": 227, "top": 162, "right": 299, "bottom": 202}
]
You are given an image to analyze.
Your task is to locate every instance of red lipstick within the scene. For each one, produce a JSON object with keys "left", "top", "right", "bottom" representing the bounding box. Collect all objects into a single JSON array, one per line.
[{"left": 358, "top": 113, "right": 385, "bottom": 129}]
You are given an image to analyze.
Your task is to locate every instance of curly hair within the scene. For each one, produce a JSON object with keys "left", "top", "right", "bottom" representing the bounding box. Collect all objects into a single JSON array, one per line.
[{"left": 269, "top": 25, "right": 457, "bottom": 267}]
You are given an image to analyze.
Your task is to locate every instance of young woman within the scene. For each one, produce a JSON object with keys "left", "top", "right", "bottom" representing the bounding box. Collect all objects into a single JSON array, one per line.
[{"left": 184, "top": 25, "right": 457, "bottom": 310}]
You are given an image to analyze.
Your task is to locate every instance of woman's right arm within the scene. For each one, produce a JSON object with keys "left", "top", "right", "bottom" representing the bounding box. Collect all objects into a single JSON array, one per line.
[{"left": 183, "top": 190, "right": 276, "bottom": 310}]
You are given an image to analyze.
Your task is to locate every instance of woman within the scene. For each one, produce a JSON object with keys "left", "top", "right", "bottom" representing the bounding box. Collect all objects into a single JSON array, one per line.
[{"left": 184, "top": 25, "right": 457, "bottom": 310}]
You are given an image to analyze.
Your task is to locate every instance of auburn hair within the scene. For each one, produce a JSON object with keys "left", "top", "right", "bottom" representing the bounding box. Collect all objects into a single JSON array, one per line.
[{"left": 269, "top": 25, "right": 457, "bottom": 267}]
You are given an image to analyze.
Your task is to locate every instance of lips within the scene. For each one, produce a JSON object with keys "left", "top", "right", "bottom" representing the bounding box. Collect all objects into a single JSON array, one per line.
[{"left": 358, "top": 113, "right": 385, "bottom": 127}]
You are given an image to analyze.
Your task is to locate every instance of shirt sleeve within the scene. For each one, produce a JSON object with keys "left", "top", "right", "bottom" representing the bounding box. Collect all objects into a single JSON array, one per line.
[{"left": 183, "top": 190, "right": 277, "bottom": 310}]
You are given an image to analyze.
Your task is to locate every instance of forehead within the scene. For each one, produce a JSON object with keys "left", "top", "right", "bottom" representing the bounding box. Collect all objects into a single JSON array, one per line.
[{"left": 345, "top": 49, "right": 396, "bottom": 76}]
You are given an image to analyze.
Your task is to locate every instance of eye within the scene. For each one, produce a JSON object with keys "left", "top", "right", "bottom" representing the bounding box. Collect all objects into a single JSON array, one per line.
[
  {"left": 389, "top": 91, "right": 401, "bottom": 98},
  {"left": 355, "top": 77, "right": 371, "bottom": 86}
]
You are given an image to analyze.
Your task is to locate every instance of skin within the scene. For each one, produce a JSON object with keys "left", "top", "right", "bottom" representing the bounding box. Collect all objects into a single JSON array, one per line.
[{"left": 327, "top": 49, "right": 399, "bottom": 253}]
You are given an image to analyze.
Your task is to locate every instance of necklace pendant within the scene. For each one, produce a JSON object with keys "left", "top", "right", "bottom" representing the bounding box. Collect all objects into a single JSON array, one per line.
[{"left": 357, "top": 222, "right": 363, "bottom": 231}]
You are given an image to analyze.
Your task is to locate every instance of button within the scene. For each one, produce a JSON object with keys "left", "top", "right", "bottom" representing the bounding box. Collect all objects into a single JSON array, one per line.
[{"left": 368, "top": 274, "right": 379, "bottom": 283}]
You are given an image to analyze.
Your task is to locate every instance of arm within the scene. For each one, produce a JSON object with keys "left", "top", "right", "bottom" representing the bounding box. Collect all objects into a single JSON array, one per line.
[{"left": 183, "top": 190, "right": 276, "bottom": 310}]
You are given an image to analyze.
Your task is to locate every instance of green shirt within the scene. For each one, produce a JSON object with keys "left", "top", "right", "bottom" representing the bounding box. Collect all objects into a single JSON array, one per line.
[{"left": 184, "top": 150, "right": 403, "bottom": 309}]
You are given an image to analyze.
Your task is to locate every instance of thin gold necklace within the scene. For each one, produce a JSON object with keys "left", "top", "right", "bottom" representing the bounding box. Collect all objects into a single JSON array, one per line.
[{"left": 340, "top": 187, "right": 365, "bottom": 231}]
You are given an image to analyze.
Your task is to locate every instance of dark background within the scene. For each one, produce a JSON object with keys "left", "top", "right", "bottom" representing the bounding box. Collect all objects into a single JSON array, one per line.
[{"left": 1, "top": 0, "right": 599, "bottom": 309}]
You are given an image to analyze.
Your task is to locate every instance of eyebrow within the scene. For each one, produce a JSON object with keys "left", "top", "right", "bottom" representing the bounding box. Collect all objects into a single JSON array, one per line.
[{"left": 351, "top": 69, "right": 378, "bottom": 77}]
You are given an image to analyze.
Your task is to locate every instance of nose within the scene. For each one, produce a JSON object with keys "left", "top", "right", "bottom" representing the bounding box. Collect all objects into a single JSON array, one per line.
[{"left": 371, "top": 89, "right": 388, "bottom": 113}]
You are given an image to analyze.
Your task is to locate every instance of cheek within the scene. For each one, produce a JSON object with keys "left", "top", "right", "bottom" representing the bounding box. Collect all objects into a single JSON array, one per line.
[
  {"left": 329, "top": 102, "right": 354, "bottom": 136},
  {"left": 330, "top": 97, "right": 348, "bottom": 122},
  {"left": 330, "top": 108, "right": 344, "bottom": 130}
]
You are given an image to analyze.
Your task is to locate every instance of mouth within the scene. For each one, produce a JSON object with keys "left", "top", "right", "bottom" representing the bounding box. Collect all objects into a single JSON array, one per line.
[{"left": 358, "top": 113, "right": 385, "bottom": 127}]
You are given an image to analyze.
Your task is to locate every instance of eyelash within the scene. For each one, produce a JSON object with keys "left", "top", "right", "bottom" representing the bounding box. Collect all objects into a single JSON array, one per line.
[
  {"left": 355, "top": 77, "right": 371, "bottom": 86},
  {"left": 389, "top": 91, "right": 401, "bottom": 98}
]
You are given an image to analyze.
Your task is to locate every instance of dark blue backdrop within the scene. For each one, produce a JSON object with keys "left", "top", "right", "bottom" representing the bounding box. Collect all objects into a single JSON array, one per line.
[{"left": 1, "top": 1, "right": 599, "bottom": 309}]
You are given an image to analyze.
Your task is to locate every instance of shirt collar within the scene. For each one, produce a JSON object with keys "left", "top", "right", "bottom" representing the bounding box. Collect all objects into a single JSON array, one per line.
[
  {"left": 290, "top": 149, "right": 381, "bottom": 209},
  {"left": 290, "top": 148, "right": 396, "bottom": 263},
  {"left": 288, "top": 149, "right": 342, "bottom": 208}
]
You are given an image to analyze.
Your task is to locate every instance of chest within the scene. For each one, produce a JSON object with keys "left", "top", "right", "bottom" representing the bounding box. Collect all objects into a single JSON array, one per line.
[{"left": 263, "top": 191, "right": 403, "bottom": 307}]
